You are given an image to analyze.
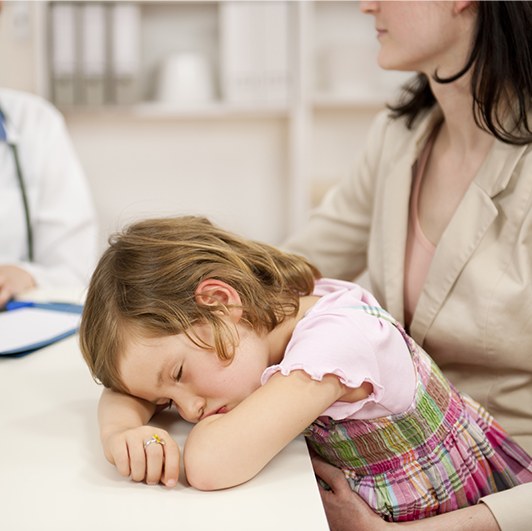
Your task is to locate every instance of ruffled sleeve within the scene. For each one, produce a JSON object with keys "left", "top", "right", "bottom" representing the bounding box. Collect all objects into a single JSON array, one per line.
[{"left": 261, "top": 301, "right": 415, "bottom": 420}]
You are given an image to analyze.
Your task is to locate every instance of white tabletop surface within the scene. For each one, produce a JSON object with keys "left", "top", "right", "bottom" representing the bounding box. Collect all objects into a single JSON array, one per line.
[{"left": 0, "top": 332, "right": 329, "bottom": 530}]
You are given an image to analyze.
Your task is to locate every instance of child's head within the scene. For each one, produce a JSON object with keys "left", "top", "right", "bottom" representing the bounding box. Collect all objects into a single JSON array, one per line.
[{"left": 80, "top": 216, "right": 320, "bottom": 394}]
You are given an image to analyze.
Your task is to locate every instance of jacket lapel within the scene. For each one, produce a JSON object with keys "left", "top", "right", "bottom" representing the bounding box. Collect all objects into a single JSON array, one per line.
[
  {"left": 380, "top": 149, "right": 414, "bottom": 321},
  {"left": 380, "top": 110, "right": 442, "bottom": 322},
  {"left": 410, "top": 139, "right": 528, "bottom": 344}
]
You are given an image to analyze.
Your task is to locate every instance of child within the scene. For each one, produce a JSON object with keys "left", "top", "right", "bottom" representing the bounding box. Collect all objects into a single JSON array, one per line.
[{"left": 80, "top": 216, "right": 532, "bottom": 522}]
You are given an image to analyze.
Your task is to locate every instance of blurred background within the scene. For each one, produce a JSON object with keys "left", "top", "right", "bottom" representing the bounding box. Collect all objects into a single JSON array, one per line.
[{"left": 0, "top": 0, "right": 409, "bottom": 252}]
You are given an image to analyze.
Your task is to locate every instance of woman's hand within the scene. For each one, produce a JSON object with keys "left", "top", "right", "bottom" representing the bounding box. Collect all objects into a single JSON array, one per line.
[
  {"left": 311, "top": 452, "right": 501, "bottom": 530},
  {"left": 103, "top": 426, "right": 180, "bottom": 487},
  {"left": 310, "top": 452, "right": 391, "bottom": 531},
  {"left": 0, "top": 265, "right": 35, "bottom": 307}
]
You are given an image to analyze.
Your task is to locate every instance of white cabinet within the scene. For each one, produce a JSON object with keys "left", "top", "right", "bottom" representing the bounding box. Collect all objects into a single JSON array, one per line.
[
  {"left": 1, "top": 1, "right": 408, "bottom": 248},
  {"left": 47, "top": 1, "right": 293, "bottom": 110}
]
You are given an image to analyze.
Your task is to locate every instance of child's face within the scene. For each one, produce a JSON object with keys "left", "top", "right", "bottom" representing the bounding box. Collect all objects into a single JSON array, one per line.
[{"left": 118, "top": 321, "right": 271, "bottom": 423}]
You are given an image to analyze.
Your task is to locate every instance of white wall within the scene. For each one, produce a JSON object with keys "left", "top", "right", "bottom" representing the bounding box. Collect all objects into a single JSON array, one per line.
[
  {"left": 65, "top": 112, "right": 291, "bottom": 251},
  {"left": 64, "top": 105, "right": 383, "bottom": 253},
  {"left": 1, "top": 1, "right": 397, "bottom": 256},
  {"left": 0, "top": 1, "right": 47, "bottom": 95}
]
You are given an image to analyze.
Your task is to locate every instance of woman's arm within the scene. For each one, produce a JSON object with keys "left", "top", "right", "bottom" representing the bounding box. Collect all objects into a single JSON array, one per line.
[
  {"left": 184, "top": 370, "right": 346, "bottom": 490},
  {"left": 311, "top": 456, "right": 500, "bottom": 531},
  {"left": 98, "top": 388, "right": 180, "bottom": 487}
]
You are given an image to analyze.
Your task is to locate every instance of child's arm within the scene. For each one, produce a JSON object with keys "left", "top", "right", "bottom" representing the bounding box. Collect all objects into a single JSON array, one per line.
[
  {"left": 184, "top": 370, "right": 346, "bottom": 490},
  {"left": 98, "top": 388, "right": 180, "bottom": 487}
]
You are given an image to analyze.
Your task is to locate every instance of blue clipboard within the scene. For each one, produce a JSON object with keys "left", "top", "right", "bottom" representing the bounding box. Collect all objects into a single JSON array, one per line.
[{"left": 0, "top": 301, "right": 83, "bottom": 357}]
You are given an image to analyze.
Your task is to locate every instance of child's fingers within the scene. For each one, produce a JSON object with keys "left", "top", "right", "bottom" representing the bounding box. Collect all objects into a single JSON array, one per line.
[
  {"left": 111, "top": 439, "right": 131, "bottom": 478},
  {"left": 106, "top": 428, "right": 178, "bottom": 486},
  {"left": 127, "top": 437, "right": 147, "bottom": 482},
  {"left": 161, "top": 439, "right": 180, "bottom": 487},
  {"left": 145, "top": 444, "right": 164, "bottom": 485}
]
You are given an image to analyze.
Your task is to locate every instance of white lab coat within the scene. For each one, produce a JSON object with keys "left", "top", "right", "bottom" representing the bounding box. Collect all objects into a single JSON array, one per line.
[{"left": 0, "top": 88, "right": 98, "bottom": 289}]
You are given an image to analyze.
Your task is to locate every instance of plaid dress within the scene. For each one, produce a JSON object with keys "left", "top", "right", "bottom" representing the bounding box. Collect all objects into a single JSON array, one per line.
[{"left": 305, "top": 305, "right": 532, "bottom": 522}]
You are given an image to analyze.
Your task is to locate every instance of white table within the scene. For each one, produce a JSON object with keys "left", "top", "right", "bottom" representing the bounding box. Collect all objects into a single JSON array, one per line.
[{"left": 0, "top": 333, "right": 329, "bottom": 530}]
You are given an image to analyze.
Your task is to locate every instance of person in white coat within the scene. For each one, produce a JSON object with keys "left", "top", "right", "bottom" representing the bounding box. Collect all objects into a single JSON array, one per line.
[{"left": 0, "top": 88, "right": 98, "bottom": 306}]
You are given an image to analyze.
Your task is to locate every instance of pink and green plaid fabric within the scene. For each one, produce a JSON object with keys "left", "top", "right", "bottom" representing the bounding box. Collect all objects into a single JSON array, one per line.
[{"left": 305, "top": 305, "right": 532, "bottom": 522}]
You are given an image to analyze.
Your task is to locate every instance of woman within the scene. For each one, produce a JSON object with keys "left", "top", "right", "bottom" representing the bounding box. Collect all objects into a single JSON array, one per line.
[{"left": 284, "top": 1, "right": 532, "bottom": 529}]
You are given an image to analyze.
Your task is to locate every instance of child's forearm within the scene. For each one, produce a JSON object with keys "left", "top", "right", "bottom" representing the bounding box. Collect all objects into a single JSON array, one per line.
[
  {"left": 184, "top": 371, "right": 344, "bottom": 490},
  {"left": 97, "top": 388, "right": 156, "bottom": 445}
]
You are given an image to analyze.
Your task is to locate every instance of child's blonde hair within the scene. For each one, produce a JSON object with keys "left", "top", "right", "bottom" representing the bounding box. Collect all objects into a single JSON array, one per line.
[{"left": 80, "top": 216, "right": 320, "bottom": 393}]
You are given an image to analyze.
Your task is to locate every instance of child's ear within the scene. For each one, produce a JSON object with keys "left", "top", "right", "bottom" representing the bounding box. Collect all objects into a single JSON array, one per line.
[{"left": 195, "top": 279, "right": 243, "bottom": 322}]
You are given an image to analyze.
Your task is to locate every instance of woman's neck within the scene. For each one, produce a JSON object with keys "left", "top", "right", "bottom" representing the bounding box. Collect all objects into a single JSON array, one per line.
[
  {"left": 429, "top": 74, "right": 494, "bottom": 156},
  {"left": 415, "top": 75, "right": 495, "bottom": 246}
]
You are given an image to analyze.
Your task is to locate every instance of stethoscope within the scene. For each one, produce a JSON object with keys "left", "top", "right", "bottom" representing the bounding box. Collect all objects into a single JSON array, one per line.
[{"left": 0, "top": 105, "right": 34, "bottom": 262}]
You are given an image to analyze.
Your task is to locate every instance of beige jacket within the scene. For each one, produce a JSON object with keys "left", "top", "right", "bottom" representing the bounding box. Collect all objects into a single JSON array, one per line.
[{"left": 285, "top": 108, "right": 532, "bottom": 530}]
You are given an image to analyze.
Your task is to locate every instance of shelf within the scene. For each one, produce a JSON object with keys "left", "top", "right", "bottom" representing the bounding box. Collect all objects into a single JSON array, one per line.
[
  {"left": 33, "top": 0, "right": 407, "bottom": 240},
  {"left": 59, "top": 100, "right": 291, "bottom": 120},
  {"left": 135, "top": 101, "right": 290, "bottom": 119},
  {"left": 312, "top": 92, "right": 388, "bottom": 110}
]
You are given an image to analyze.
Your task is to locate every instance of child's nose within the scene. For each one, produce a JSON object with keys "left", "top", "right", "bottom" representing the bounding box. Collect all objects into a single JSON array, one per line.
[{"left": 174, "top": 391, "right": 206, "bottom": 423}]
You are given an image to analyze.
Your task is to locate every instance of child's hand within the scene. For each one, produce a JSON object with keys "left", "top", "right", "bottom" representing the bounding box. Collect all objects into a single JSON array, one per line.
[{"left": 103, "top": 426, "right": 180, "bottom": 487}]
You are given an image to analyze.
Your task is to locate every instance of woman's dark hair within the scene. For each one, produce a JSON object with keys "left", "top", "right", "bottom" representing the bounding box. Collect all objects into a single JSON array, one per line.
[{"left": 389, "top": 1, "right": 532, "bottom": 145}]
